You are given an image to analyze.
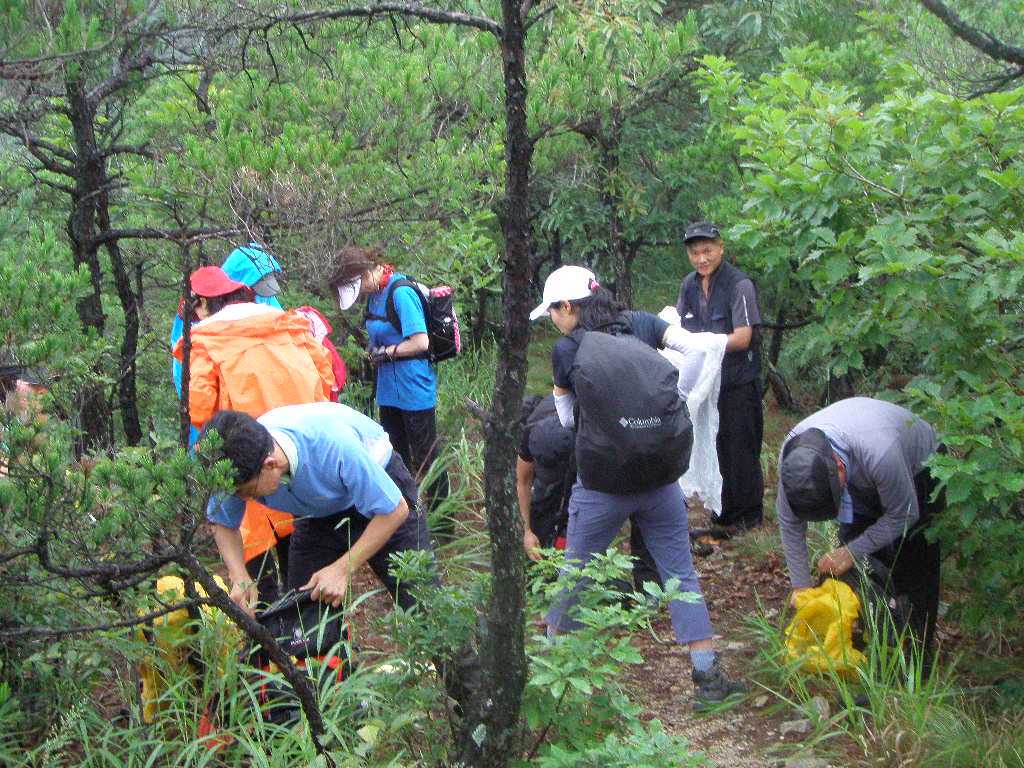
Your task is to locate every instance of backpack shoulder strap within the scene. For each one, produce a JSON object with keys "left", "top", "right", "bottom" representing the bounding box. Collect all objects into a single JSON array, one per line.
[
  {"left": 384, "top": 278, "right": 428, "bottom": 334},
  {"left": 366, "top": 278, "right": 423, "bottom": 333}
]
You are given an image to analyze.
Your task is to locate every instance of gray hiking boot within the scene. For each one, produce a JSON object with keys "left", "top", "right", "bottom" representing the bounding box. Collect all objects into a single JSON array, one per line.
[{"left": 692, "top": 661, "right": 748, "bottom": 704}]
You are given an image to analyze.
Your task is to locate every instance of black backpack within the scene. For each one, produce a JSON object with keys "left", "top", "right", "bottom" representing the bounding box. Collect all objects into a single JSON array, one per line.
[
  {"left": 248, "top": 590, "right": 357, "bottom": 725},
  {"left": 366, "top": 278, "right": 461, "bottom": 363},
  {"left": 570, "top": 326, "right": 693, "bottom": 494}
]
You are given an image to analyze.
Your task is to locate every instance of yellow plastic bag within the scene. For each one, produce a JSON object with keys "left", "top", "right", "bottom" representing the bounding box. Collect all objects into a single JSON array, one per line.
[
  {"left": 785, "top": 577, "right": 866, "bottom": 676},
  {"left": 138, "top": 575, "right": 239, "bottom": 723}
]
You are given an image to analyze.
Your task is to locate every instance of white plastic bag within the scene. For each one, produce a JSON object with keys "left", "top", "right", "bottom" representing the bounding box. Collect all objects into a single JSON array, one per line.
[{"left": 658, "top": 307, "right": 726, "bottom": 514}]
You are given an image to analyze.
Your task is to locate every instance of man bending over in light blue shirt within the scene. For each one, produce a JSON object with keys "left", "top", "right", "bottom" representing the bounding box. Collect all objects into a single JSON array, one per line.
[
  {"left": 202, "top": 402, "right": 432, "bottom": 615},
  {"left": 201, "top": 402, "right": 480, "bottom": 707}
]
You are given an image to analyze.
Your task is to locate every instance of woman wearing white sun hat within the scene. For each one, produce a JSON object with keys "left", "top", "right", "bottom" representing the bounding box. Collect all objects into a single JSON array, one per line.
[
  {"left": 530, "top": 264, "right": 747, "bottom": 704},
  {"left": 330, "top": 245, "right": 452, "bottom": 541}
]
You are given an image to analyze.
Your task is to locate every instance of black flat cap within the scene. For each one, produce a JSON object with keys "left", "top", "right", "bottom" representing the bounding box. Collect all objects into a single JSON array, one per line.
[
  {"left": 683, "top": 221, "right": 721, "bottom": 243},
  {"left": 780, "top": 428, "right": 841, "bottom": 521}
]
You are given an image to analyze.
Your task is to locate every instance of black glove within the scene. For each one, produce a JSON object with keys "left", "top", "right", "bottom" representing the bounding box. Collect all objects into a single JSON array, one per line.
[{"left": 368, "top": 346, "right": 392, "bottom": 367}]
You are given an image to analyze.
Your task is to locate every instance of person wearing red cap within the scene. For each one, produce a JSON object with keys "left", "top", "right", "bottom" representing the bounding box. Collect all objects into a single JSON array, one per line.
[
  {"left": 174, "top": 266, "right": 336, "bottom": 429},
  {"left": 174, "top": 265, "right": 337, "bottom": 603}
]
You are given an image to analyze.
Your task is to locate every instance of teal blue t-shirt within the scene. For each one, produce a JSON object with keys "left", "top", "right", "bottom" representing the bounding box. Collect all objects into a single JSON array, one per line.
[{"left": 366, "top": 274, "right": 437, "bottom": 410}]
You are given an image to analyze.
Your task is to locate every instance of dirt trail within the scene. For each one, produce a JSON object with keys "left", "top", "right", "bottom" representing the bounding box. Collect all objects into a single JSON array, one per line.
[
  {"left": 621, "top": 537, "right": 843, "bottom": 767},
  {"left": 348, "top": 529, "right": 847, "bottom": 767}
]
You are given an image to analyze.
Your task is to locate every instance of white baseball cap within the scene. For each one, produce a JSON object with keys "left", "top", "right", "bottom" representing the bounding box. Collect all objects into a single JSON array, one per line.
[
  {"left": 528, "top": 265, "right": 598, "bottom": 321},
  {"left": 336, "top": 278, "right": 361, "bottom": 311}
]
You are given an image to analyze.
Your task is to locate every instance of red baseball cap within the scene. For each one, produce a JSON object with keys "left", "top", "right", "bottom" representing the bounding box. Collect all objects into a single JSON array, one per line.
[{"left": 190, "top": 266, "right": 250, "bottom": 298}]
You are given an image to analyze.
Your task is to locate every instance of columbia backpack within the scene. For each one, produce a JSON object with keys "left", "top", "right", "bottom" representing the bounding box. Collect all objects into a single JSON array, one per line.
[
  {"left": 571, "top": 328, "right": 693, "bottom": 494},
  {"left": 366, "top": 278, "right": 461, "bottom": 363}
]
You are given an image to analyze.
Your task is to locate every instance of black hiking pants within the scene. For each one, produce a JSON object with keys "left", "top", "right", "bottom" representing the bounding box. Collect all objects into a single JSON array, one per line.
[
  {"left": 287, "top": 451, "right": 478, "bottom": 706},
  {"left": 379, "top": 405, "right": 453, "bottom": 541},
  {"left": 715, "top": 379, "right": 764, "bottom": 528},
  {"left": 840, "top": 455, "right": 945, "bottom": 672}
]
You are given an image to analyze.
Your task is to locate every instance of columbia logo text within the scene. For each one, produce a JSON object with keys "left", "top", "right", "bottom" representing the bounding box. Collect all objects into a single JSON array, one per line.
[{"left": 618, "top": 416, "right": 662, "bottom": 429}]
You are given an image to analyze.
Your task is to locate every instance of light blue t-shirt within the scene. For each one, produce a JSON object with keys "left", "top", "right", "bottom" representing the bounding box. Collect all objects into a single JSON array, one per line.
[
  {"left": 365, "top": 274, "right": 437, "bottom": 411},
  {"left": 206, "top": 402, "right": 401, "bottom": 528}
]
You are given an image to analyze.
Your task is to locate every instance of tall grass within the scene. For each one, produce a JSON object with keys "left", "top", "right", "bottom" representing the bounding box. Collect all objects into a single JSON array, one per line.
[{"left": 743, "top": 580, "right": 1024, "bottom": 767}]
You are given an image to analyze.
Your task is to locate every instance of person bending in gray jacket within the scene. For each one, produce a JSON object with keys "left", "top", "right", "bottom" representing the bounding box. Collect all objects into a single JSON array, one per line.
[{"left": 777, "top": 397, "right": 944, "bottom": 666}]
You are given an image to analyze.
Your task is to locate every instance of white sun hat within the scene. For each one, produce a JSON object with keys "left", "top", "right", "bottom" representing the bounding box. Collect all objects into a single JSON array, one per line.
[
  {"left": 528, "top": 265, "right": 598, "bottom": 321},
  {"left": 336, "top": 278, "right": 362, "bottom": 311}
]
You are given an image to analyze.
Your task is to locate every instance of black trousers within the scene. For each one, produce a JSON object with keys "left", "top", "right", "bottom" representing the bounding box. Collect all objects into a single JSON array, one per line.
[
  {"left": 287, "top": 452, "right": 430, "bottom": 610},
  {"left": 629, "top": 523, "right": 665, "bottom": 592},
  {"left": 379, "top": 405, "right": 452, "bottom": 540},
  {"left": 246, "top": 538, "right": 290, "bottom": 607},
  {"left": 286, "top": 452, "right": 478, "bottom": 704},
  {"left": 839, "top": 460, "right": 944, "bottom": 669},
  {"left": 529, "top": 501, "right": 563, "bottom": 550},
  {"left": 715, "top": 379, "right": 764, "bottom": 527}
]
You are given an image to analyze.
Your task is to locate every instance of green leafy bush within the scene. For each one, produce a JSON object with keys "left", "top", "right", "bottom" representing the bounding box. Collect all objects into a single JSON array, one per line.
[{"left": 698, "top": 43, "right": 1024, "bottom": 633}]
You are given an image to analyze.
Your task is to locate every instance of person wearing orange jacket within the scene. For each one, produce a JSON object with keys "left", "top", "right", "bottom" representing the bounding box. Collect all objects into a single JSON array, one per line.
[{"left": 173, "top": 266, "right": 336, "bottom": 603}]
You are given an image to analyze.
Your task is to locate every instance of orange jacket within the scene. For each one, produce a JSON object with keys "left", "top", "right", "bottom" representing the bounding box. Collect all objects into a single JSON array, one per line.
[{"left": 172, "top": 305, "right": 336, "bottom": 431}]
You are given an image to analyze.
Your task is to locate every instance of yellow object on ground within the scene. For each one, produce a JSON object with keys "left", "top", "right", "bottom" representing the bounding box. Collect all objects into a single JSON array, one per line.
[
  {"left": 138, "top": 575, "right": 240, "bottom": 723},
  {"left": 785, "top": 577, "right": 866, "bottom": 675}
]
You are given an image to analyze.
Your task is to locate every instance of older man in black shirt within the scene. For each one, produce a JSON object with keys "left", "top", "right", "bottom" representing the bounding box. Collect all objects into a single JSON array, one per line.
[{"left": 677, "top": 221, "right": 764, "bottom": 531}]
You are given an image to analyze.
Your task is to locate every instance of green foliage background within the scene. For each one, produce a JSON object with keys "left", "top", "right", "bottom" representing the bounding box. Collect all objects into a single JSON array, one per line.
[{"left": 1, "top": 0, "right": 1022, "bottom": 763}]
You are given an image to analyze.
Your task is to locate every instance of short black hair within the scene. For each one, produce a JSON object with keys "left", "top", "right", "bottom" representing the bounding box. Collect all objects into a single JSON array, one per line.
[{"left": 197, "top": 410, "right": 274, "bottom": 485}]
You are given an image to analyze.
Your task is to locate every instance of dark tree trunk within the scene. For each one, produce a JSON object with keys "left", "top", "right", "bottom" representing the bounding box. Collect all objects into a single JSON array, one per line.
[
  {"left": 473, "top": 286, "right": 490, "bottom": 348},
  {"left": 764, "top": 306, "right": 799, "bottom": 411},
  {"left": 590, "top": 122, "right": 634, "bottom": 306},
  {"left": 64, "top": 75, "right": 145, "bottom": 447},
  {"left": 820, "top": 370, "right": 855, "bottom": 406},
  {"left": 768, "top": 307, "right": 785, "bottom": 367},
  {"left": 531, "top": 228, "right": 562, "bottom": 286},
  {"left": 66, "top": 78, "right": 111, "bottom": 450},
  {"left": 766, "top": 360, "right": 799, "bottom": 413},
  {"left": 102, "top": 230, "right": 143, "bottom": 445},
  {"left": 178, "top": 247, "right": 194, "bottom": 448},
  {"left": 457, "top": 3, "right": 531, "bottom": 766},
  {"left": 176, "top": 553, "right": 329, "bottom": 754}
]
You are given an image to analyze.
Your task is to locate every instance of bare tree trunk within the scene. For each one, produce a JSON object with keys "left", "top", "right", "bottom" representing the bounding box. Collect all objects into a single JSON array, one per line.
[
  {"left": 473, "top": 286, "right": 490, "bottom": 348},
  {"left": 768, "top": 307, "right": 785, "bottom": 367},
  {"left": 178, "top": 246, "right": 195, "bottom": 448},
  {"left": 820, "top": 370, "right": 855, "bottom": 406},
  {"left": 765, "top": 360, "right": 799, "bottom": 412},
  {"left": 103, "top": 229, "right": 143, "bottom": 445},
  {"left": 589, "top": 122, "right": 634, "bottom": 305},
  {"left": 66, "top": 77, "right": 111, "bottom": 450},
  {"left": 457, "top": 2, "right": 532, "bottom": 765}
]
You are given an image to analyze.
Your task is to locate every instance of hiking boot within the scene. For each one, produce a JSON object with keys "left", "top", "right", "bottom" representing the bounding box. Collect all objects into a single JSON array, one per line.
[
  {"left": 704, "top": 513, "right": 763, "bottom": 539},
  {"left": 691, "top": 538, "right": 714, "bottom": 558},
  {"left": 707, "top": 522, "right": 741, "bottom": 540},
  {"left": 692, "top": 661, "right": 748, "bottom": 704}
]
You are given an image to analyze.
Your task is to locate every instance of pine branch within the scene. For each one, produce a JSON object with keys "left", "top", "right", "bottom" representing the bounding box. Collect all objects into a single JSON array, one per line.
[
  {"left": 0, "top": 599, "right": 206, "bottom": 638},
  {"left": 245, "top": 3, "right": 502, "bottom": 38}
]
